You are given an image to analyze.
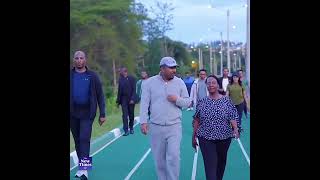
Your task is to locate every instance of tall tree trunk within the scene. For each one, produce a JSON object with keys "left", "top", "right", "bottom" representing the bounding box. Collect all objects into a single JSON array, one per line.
[
  {"left": 112, "top": 59, "right": 117, "bottom": 94},
  {"left": 164, "top": 36, "right": 167, "bottom": 56},
  {"left": 142, "top": 57, "right": 145, "bottom": 68}
]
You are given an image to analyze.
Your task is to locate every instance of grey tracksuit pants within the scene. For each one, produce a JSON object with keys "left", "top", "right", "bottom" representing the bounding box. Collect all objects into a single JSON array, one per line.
[{"left": 149, "top": 123, "right": 182, "bottom": 180}]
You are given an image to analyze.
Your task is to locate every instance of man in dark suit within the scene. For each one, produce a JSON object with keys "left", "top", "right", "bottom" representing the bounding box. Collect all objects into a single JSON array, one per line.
[
  {"left": 218, "top": 68, "right": 232, "bottom": 95},
  {"left": 117, "top": 67, "right": 137, "bottom": 136}
]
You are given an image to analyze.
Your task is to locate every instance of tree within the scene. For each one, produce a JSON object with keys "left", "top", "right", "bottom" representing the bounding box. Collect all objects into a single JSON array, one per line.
[
  {"left": 70, "top": 0, "right": 148, "bottom": 96},
  {"left": 150, "top": 1, "right": 175, "bottom": 56}
]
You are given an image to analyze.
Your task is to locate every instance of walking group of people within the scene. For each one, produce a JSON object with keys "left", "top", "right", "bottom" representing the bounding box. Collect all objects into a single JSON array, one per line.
[{"left": 70, "top": 50, "right": 249, "bottom": 180}]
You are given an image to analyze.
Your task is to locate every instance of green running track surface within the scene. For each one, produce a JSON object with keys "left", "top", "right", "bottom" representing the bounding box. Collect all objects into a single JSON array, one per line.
[{"left": 70, "top": 110, "right": 250, "bottom": 180}]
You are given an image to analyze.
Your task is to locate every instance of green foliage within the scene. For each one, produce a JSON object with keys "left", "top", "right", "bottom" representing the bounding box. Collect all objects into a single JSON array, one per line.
[
  {"left": 71, "top": 0, "right": 148, "bottom": 90},
  {"left": 71, "top": 0, "right": 199, "bottom": 89}
]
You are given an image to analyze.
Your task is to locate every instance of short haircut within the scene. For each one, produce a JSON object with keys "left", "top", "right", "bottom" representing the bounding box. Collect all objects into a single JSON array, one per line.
[{"left": 205, "top": 75, "right": 220, "bottom": 85}]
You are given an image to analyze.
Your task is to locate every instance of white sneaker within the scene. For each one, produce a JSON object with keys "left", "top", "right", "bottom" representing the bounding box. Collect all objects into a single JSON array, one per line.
[
  {"left": 75, "top": 170, "right": 88, "bottom": 177},
  {"left": 75, "top": 170, "right": 82, "bottom": 177},
  {"left": 77, "top": 170, "right": 88, "bottom": 179},
  {"left": 82, "top": 170, "right": 88, "bottom": 178}
]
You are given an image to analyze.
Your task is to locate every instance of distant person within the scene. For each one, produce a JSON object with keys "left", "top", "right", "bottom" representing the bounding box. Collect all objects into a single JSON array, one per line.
[
  {"left": 226, "top": 72, "right": 249, "bottom": 131},
  {"left": 192, "top": 75, "right": 239, "bottom": 180},
  {"left": 70, "top": 50, "right": 106, "bottom": 179},
  {"left": 238, "top": 69, "right": 248, "bottom": 89},
  {"left": 183, "top": 72, "right": 195, "bottom": 96},
  {"left": 189, "top": 69, "right": 208, "bottom": 111},
  {"left": 140, "top": 57, "right": 191, "bottom": 180},
  {"left": 136, "top": 70, "right": 149, "bottom": 103},
  {"left": 116, "top": 67, "right": 138, "bottom": 136},
  {"left": 218, "top": 68, "right": 232, "bottom": 95},
  {"left": 238, "top": 69, "right": 249, "bottom": 117}
]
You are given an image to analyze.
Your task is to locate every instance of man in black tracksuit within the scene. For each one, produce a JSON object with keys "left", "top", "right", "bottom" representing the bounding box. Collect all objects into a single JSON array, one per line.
[
  {"left": 117, "top": 67, "right": 137, "bottom": 136},
  {"left": 70, "top": 50, "right": 107, "bottom": 179}
]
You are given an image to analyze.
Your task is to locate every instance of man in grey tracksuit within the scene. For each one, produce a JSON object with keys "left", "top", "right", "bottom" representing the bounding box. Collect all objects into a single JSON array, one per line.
[{"left": 140, "top": 57, "right": 191, "bottom": 180}]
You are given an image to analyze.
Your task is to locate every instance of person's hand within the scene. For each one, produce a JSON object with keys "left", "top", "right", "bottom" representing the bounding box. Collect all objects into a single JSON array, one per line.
[
  {"left": 99, "top": 117, "right": 106, "bottom": 126},
  {"left": 129, "top": 100, "right": 135, "bottom": 104},
  {"left": 140, "top": 123, "right": 148, "bottom": 135},
  {"left": 192, "top": 135, "right": 198, "bottom": 151},
  {"left": 233, "top": 128, "right": 240, "bottom": 139},
  {"left": 167, "top": 95, "right": 178, "bottom": 102}
]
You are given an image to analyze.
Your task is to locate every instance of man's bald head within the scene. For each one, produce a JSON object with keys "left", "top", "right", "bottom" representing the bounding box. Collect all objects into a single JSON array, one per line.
[
  {"left": 73, "top": 50, "right": 86, "bottom": 60},
  {"left": 73, "top": 50, "right": 87, "bottom": 72}
]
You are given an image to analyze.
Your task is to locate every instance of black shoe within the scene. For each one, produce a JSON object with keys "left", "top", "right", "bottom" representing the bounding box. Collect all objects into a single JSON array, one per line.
[
  {"left": 79, "top": 174, "right": 88, "bottom": 180},
  {"left": 75, "top": 171, "right": 81, "bottom": 178},
  {"left": 130, "top": 129, "right": 134, "bottom": 134},
  {"left": 123, "top": 131, "right": 129, "bottom": 136}
]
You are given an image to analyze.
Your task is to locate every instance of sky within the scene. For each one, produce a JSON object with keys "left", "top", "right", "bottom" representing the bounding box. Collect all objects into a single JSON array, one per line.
[{"left": 136, "top": 0, "right": 248, "bottom": 45}]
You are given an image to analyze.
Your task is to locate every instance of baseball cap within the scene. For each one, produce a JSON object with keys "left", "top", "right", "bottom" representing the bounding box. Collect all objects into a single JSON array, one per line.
[{"left": 159, "top": 57, "right": 179, "bottom": 67}]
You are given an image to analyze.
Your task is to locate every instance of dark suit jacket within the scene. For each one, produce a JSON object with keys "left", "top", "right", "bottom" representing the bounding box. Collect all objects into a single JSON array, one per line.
[{"left": 116, "top": 75, "right": 137, "bottom": 105}]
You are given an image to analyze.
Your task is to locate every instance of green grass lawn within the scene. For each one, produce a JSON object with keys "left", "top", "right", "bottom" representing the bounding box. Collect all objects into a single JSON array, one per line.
[{"left": 70, "top": 104, "right": 140, "bottom": 152}]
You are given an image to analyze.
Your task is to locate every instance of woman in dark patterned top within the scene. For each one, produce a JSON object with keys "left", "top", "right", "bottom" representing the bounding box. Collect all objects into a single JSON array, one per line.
[{"left": 192, "top": 75, "right": 240, "bottom": 180}]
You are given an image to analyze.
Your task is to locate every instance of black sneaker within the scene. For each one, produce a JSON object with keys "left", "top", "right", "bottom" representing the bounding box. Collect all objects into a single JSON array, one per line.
[
  {"left": 123, "top": 131, "right": 129, "bottom": 136},
  {"left": 79, "top": 174, "right": 88, "bottom": 180},
  {"left": 130, "top": 129, "right": 134, "bottom": 134}
]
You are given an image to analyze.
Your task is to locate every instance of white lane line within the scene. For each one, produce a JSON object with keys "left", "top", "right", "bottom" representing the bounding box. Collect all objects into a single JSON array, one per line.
[
  {"left": 70, "top": 118, "right": 140, "bottom": 171},
  {"left": 191, "top": 138, "right": 199, "bottom": 180},
  {"left": 70, "top": 164, "right": 77, "bottom": 171},
  {"left": 124, "top": 148, "right": 151, "bottom": 180},
  {"left": 237, "top": 138, "right": 250, "bottom": 166},
  {"left": 70, "top": 132, "right": 125, "bottom": 171}
]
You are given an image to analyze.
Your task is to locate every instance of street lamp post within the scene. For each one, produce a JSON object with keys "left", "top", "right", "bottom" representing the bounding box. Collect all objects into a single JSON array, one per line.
[
  {"left": 213, "top": 46, "right": 217, "bottom": 75},
  {"left": 227, "top": 9, "right": 231, "bottom": 75},
  {"left": 238, "top": 50, "right": 241, "bottom": 69},
  {"left": 198, "top": 48, "right": 200, "bottom": 69},
  {"left": 233, "top": 53, "right": 237, "bottom": 72},
  {"left": 220, "top": 32, "right": 223, "bottom": 77},
  {"left": 209, "top": 3, "right": 246, "bottom": 76},
  {"left": 209, "top": 43, "right": 212, "bottom": 74}
]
